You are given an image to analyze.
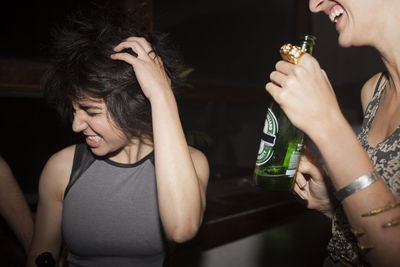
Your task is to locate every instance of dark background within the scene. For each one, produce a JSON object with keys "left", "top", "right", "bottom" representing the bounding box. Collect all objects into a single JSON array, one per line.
[
  {"left": 0, "top": 0, "right": 307, "bottom": 194},
  {"left": 0, "top": 1, "right": 384, "bottom": 266}
]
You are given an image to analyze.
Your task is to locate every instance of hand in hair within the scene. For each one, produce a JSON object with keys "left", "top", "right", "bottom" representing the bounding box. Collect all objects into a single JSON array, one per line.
[{"left": 111, "top": 37, "right": 172, "bottom": 101}]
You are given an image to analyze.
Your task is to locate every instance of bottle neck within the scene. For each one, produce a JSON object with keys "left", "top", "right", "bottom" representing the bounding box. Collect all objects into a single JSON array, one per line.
[{"left": 297, "top": 34, "right": 316, "bottom": 55}]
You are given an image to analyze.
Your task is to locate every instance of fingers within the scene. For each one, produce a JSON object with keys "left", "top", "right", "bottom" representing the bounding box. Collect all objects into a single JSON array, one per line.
[
  {"left": 112, "top": 36, "right": 158, "bottom": 62},
  {"left": 110, "top": 52, "right": 138, "bottom": 66},
  {"left": 265, "top": 81, "right": 281, "bottom": 102},
  {"left": 114, "top": 37, "right": 151, "bottom": 53},
  {"left": 296, "top": 53, "right": 318, "bottom": 68},
  {"left": 297, "top": 155, "right": 318, "bottom": 178},
  {"left": 124, "top": 36, "right": 153, "bottom": 52},
  {"left": 294, "top": 150, "right": 322, "bottom": 190},
  {"left": 266, "top": 60, "right": 299, "bottom": 103},
  {"left": 269, "top": 70, "right": 286, "bottom": 88},
  {"left": 293, "top": 173, "right": 308, "bottom": 200},
  {"left": 295, "top": 170, "right": 308, "bottom": 189},
  {"left": 274, "top": 60, "right": 294, "bottom": 74},
  {"left": 111, "top": 36, "right": 165, "bottom": 71},
  {"left": 113, "top": 40, "right": 147, "bottom": 59}
]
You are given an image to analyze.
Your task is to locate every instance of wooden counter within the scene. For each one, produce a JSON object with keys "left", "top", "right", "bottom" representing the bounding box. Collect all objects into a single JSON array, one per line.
[{"left": 198, "top": 177, "right": 305, "bottom": 249}]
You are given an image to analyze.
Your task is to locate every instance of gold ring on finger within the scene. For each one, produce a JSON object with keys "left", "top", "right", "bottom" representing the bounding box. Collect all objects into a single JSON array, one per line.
[{"left": 280, "top": 43, "right": 306, "bottom": 65}]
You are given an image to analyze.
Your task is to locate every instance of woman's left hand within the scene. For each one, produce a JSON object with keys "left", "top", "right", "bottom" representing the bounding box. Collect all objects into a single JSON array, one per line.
[
  {"left": 293, "top": 145, "right": 335, "bottom": 218},
  {"left": 110, "top": 37, "right": 172, "bottom": 101},
  {"left": 266, "top": 54, "right": 342, "bottom": 137}
]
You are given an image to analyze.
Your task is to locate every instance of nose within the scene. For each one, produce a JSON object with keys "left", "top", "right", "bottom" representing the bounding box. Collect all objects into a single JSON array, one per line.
[
  {"left": 72, "top": 111, "right": 88, "bottom": 133},
  {"left": 309, "top": 0, "right": 325, "bottom": 13}
]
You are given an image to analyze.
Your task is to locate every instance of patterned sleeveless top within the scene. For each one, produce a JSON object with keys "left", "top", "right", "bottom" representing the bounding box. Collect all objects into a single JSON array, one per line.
[{"left": 327, "top": 73, "right": 400, "bottom": 266}]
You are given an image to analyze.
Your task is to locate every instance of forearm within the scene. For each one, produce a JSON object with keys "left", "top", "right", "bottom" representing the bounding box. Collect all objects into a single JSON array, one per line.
[
  {"left": 309, "top": 114, "right": 400, "bottom": 266},
  {"left": 27, "top": 202, "right": 63, "bottom": 267},
  {"left": 0, "top": 164, "right": 34, "bottom": 253},
  {"left": 309, "top": 113, "right": 374, "bottom": 188},
  {"left": 150, "top": 90, "right": 206, "bottom": 241},
  {"left": 0, "top": 193, "right": 34, "bottom": 253}
]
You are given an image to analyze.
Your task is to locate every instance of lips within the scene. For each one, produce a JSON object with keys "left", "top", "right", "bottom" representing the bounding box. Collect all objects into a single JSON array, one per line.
[{"left": 86, "top": 135, "right": 102, "bottom": 147}]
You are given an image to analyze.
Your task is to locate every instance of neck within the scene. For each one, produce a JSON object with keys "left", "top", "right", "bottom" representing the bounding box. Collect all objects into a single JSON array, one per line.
[
  {"left": 108, "top": 136, "right": 153, "bottom": 164},
  {"left": 371, "top": 4, "right": 400, "bottom": 94}
]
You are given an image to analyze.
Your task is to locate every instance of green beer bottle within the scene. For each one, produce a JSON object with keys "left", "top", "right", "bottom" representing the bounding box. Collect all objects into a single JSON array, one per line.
[{"left": 253, "top": 34, "right": 316, "bottom": 191}]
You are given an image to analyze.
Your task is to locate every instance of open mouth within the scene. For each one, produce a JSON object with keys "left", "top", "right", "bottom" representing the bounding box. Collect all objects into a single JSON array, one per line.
[
  {"left": 329, "top": 5, "right": 344, "bottom": 24},
  {"left": 87, "top": 135, "right": 101, "bottom": 142},
  {"left": 86, "top": 135, "right": 102, "bottom": 147}
]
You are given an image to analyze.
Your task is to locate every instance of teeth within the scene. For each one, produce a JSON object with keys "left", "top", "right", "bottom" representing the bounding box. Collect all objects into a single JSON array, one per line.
[
  {"left": 88, "top": 135, "right": 101, "bottom": 142},
  {"left": 329, "top": 7, "right": 344, "bottom": 23}
]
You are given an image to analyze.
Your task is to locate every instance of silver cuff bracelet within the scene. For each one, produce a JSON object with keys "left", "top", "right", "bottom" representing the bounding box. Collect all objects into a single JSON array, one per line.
[{"left": 334, "top": 171, "right": 379, "bottom": 202}]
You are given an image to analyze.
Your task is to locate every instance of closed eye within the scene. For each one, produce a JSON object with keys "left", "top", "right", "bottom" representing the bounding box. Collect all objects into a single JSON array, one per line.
[{"left": 86, "top": 112, "right": 100, "bottom": 117}]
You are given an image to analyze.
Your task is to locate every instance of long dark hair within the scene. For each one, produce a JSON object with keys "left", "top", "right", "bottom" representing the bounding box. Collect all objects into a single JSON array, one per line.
[{"left": 43, "top": 6, "right": 184, "bottom": 140}]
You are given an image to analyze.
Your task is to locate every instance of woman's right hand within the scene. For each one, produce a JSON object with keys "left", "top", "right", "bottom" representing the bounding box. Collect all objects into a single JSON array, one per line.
[
  {"left": 293, "top": 145, "right": 335, "bottom": 218},
  {"left": 266, "top": 54, "right": 344, "bottom": 141}
]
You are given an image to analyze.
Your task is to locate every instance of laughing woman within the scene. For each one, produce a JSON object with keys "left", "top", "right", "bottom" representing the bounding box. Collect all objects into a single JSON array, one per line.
[
  {"left": 266, "top": 0, "right": 400, "bottom": 266},
  {"left": 27, "top": 8, "right": 209, "bottom": 267}
]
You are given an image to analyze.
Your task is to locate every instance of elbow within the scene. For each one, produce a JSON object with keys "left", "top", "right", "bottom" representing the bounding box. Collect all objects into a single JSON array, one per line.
[
  {"left": 166, "top": 220, "right": 202, "bottom": 243},
  {"left": 165, "top": 201, "right": 207, "bottom": 243},
  {"left": 168, "top": 229, "right": 199, "bottom": 243}
]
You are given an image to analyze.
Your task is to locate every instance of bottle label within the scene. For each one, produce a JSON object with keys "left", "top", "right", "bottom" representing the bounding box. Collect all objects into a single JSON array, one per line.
[
  {"left": 256, "top": 108, "right": 278, "bottom": 166},
  {"left": 285, "top": 143, "right": 303, "bottom": 177},
  {"left": 285, "top": 151, "right": 300, "bottom": 177}
]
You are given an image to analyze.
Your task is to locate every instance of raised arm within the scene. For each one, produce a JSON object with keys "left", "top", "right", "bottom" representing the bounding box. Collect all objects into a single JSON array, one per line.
[
  {"left": 0, "top": 155, "right": 34, "bottom": 253},
  {"left": 111, "top": 37, "right": 210, "bottom": 243},
  {"left": 27, "top": 146, "right": 74, "bottom": 267}
]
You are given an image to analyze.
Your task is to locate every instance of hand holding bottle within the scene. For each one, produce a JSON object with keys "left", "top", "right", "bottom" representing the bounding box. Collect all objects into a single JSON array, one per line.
[
  {"left": 266, "top": 54, "right": 343, "bottom": 140},
  {"left": 253, "top": 34, "right": 316, "bottom": 191},
  {"left": 293, "top": 145, "right": 335, "bottom": 218}
]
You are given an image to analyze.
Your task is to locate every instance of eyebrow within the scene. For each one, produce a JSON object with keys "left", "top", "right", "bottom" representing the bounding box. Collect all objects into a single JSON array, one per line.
[{"left": 78, "top": 104, "right": 102, "bottom": 111}]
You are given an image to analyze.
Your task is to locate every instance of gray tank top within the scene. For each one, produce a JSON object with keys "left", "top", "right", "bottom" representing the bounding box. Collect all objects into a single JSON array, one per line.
[{"left": 62, "top": 147, "right": 166, "bottom": 267}]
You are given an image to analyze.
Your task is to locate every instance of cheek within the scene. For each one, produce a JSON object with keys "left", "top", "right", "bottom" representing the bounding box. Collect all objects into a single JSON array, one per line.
[
  {"left": 106, "top": 124, "right": 128, "bottom": 143},
  {"left": 86, "top": 118, "right": 111, "bottom": 135}
]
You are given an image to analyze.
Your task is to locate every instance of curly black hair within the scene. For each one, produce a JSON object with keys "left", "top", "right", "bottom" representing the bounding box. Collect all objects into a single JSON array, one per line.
[{"left": 43, "top": 6, "right": 184, "bottom": 140}]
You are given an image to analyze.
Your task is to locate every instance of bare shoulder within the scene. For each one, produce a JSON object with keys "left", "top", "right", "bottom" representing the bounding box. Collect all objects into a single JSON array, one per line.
[
  {"left": 39, "top": 145, "right": 76, "bottom": 200},
  {"left": 360, "top": 72, "right": 384, "bottom": 113},
  {"left": 43, "top": 145, "right": 76, "bottom": 174},
  {"left": 188, "top": 146, "right": 209, "bottom": 165},
  {"left": 188, "top": 146, "right": 210, "bottom": 182}
]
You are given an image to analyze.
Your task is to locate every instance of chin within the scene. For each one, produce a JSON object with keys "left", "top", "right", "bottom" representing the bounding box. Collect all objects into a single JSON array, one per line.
[
  {"left": 89, "top": 147, "right": 108, "bottom": 157},
  {"left": 338, "top": 34, "right": 353, "bottom": 48}
]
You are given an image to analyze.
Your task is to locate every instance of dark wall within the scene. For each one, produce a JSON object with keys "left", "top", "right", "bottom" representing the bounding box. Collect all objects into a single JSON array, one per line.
[
  {"left": 153, "top": 0, "right": 303, "bottom": 172},
  {"left": 0, "top": 0, "right": 125, "bottom": 62},
  {"left": 154, "top": 0, "right": 301, "bottom": 84},
  {"left": 0, "top": 97, "right": 82, "bottom": 197},
  {"left": 1, "top": 1, "right": 305, "bottom": 190}
]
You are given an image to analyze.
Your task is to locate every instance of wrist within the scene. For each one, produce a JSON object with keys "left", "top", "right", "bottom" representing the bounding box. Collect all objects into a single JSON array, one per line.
[
  {"left": 307, "top": 111, "right": 349, "bottom": 146},
  {"left": 148, "top": 86, "right": 175, "bottom": 105}
]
